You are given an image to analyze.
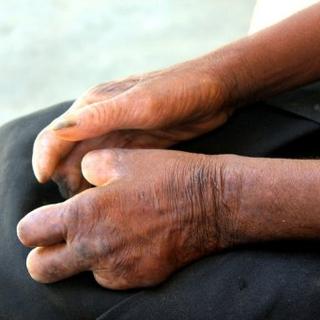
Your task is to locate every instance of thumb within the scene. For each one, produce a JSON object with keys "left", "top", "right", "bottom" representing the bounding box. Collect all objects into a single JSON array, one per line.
[
  {"left": 49, "top": 92, "right": 151, "bottom": 141},
  {"left": 81, "top": 149, "right": 124, "bottom": 186},
  {"left": 81, "top": 148, "right": 171, "bottom": 187}
]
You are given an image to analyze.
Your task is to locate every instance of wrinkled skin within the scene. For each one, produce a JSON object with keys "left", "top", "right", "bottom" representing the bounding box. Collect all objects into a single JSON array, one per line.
[
  {"left": 18, "top": 149, "right": 232, "bottom": 290},
  {"left": 32, "top": 58, "right": 232, "bottom": 198},
  {"left": 19, "top": 3, "right": 320, "bottom": 291},
  {"left": 26, "top": 57, "right": 236, "bottom": 289}
]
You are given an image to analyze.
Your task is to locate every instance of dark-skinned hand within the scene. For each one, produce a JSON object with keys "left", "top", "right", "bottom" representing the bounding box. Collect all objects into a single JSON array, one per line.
[
  {"left": 32, "top": 57, "right": 233, "bottom": 198},
  {"left": 18, "top": 149, "right": 232, "bottom": 290}
]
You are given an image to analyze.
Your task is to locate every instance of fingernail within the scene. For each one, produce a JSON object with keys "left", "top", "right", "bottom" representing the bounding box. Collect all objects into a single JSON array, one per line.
[{"left": 50, "top": 118, "right": 77, "bottom": 131}]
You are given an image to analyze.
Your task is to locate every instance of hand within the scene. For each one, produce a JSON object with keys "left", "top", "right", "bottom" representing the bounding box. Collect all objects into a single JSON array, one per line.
[
  {"left": 18, "top": 149, "right": 233, "bottom": 290},
  {"left": 32, "top": 57, "right": 233, "bottom": 198}
]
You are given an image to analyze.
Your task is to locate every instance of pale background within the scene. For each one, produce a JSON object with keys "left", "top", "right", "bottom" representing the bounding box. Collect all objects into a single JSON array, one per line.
[
  {"left": 0, "top": 0, "right": 255, "bottom": 125},
  {"left": 0, "top": 0, "right": 317, "bottom": 126}
]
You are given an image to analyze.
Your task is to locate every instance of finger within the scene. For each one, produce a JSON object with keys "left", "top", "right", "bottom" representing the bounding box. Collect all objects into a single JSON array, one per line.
[
  {"left": 48, "top": 121, "right": 175, "bottom": 194},
  {"left": 81, "top": 148, "right": 158, "bottom": 186},
  {"left": 33, "top": 89, "right": 124, "bottom": 183},
  {"left": 51, "top": 137, "right": 108, "bottom": 198},
  {"left": 17, "top": 203, "right": 67, "bottom": 247},
  {"left": 49, "top": 91, "right": 151, "bottom": 141},
  {"left": 32, "top": 97, "right": 89, "bottom": 183},
  {"left": 33, "top": 81, "right": 138, "bottom": 183},
  {"left": 53, "top": 131, "right": 140, "bottom": 194},
  {"left": 81, "top": 148, "right": 185, "bottom": 187},
  {"left": 55, "top": 128, "right": 177, "bottom": 193},
  {"left": 32, "top": 128, "right": 75, "bottom": 183},
  {"left": 26, "top": 244, "right": 89, "bottom": 283}
]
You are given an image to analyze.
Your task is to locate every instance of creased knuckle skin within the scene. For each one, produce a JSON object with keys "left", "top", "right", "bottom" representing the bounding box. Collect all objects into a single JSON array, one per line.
[
  {"left": 88, "top": 103, "right": 106, "bottom": 125},
  {"left": 81, "top": 83, "right": 108, "bottom": 104}
]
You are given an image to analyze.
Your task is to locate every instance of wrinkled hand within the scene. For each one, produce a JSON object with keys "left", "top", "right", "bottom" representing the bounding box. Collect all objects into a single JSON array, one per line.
[
  {"left": 18, "top": 149, "right": 233, "bottom": 290},
  {"left": 32, "top": 58, "right": 232, "bottom": 198}
]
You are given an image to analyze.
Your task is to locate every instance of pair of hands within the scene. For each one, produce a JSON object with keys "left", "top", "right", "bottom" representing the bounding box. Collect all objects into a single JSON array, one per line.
[
  {"left": 17, "top": 58, "right": 236, "bottom": 289},
  {"left": 18, "top": 3, "right": 320, "bottom": 289}
]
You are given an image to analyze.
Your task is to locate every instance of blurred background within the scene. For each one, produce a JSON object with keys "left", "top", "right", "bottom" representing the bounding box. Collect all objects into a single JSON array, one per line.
[{"left": 0, "top": 0, "right": 256, "bottom": 126}]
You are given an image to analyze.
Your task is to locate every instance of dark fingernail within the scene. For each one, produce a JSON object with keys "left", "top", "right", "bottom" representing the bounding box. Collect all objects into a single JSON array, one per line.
[{"left": 51, "top": 119, "right": 77, "bottom": 131}]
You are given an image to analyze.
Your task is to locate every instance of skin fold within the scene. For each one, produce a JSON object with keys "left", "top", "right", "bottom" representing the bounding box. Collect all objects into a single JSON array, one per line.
[{"left": 17, "top": 3, "right": 320, "bottom": 289}]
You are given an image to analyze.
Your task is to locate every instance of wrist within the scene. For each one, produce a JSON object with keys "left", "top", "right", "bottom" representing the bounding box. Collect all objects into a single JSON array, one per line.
[
  {"left": 197, "top": 154, "right": 242, "bottom": 252},
  {"left": 199, "top": 43, "right": 256, "bottom": 109},
  {"left": 219, "top": 156, "right": 320, "bottom": 246}
]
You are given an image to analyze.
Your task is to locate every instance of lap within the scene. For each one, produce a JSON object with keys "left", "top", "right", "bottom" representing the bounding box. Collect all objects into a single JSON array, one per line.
[
  {"left": 0, "top": 102, "right": 134, "bottom": 320},
  {"left": 1, "top": 101, "right": 320, "bottom": 320}
]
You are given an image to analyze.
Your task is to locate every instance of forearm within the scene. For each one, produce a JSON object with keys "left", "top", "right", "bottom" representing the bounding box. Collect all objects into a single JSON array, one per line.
[
  {"left": 204, "top": 2, "right": 320, "bottom": 107},
  {"left": 218, "top": 155, "right": 320, "bottom": 245}
]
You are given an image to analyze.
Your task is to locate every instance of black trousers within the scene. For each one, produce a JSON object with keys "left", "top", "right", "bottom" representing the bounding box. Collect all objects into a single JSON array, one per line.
[{"left": 1, "top": 96, "right": 320, "bottom": 320}]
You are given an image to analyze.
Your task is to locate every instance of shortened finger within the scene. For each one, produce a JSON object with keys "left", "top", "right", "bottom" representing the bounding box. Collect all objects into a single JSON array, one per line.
[
  {"left": 81, "top": 149, "right": 123, "bottom": 186},
  {"left": 17, "top": 203, "right": 67, "bottom": 247},
  {"left": 49, "top": 91, "right": 150, "bottom": 141},
  {"left": 26, "top": 244, "right": 89, "bottom": 283},
  {"left": 32, "top": 128, "right": 74, "bottom": 183}
]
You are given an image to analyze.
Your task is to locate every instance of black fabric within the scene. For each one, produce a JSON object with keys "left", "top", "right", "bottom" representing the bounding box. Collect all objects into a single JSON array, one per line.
[
  {"left": 1, "top": 100, "right": 320, "bottom": 320},
  {"left": 267, "top": 81, "right": 320, "bottom": 125}
]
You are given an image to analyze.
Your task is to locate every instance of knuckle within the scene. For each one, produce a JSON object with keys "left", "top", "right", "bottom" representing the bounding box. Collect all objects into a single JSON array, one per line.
[
  {"left": 93, "top": 272, "right": 127, "bottom": 290},
  {"left": 93, "top": 269, "right": 139, "bottom": 290},
  {"left": 61, "top": 198, "right": 81, "bottom": 236},
  {"left": 87, "top": 103, "right": 106, "bottom": 125},
  {"left": 72, "top": 239, "right": 96, "bottom": 264},
  {"left": 85, "top": 83, "right": 106, "bottom": 101}
]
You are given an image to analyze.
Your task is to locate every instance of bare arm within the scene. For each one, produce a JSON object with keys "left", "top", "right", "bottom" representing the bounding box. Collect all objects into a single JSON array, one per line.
[
  {"left": 218, "top": 156, "right": 320, "bottom": 246},
  {"left": 206, "top": 2, "right": 320, "bottom": 107},
  {"left": 17, "top": 151, "right": 320, "bottom": 289},
  {"left": 33, "top": 2, "right": 320, "bottom": 188}
]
